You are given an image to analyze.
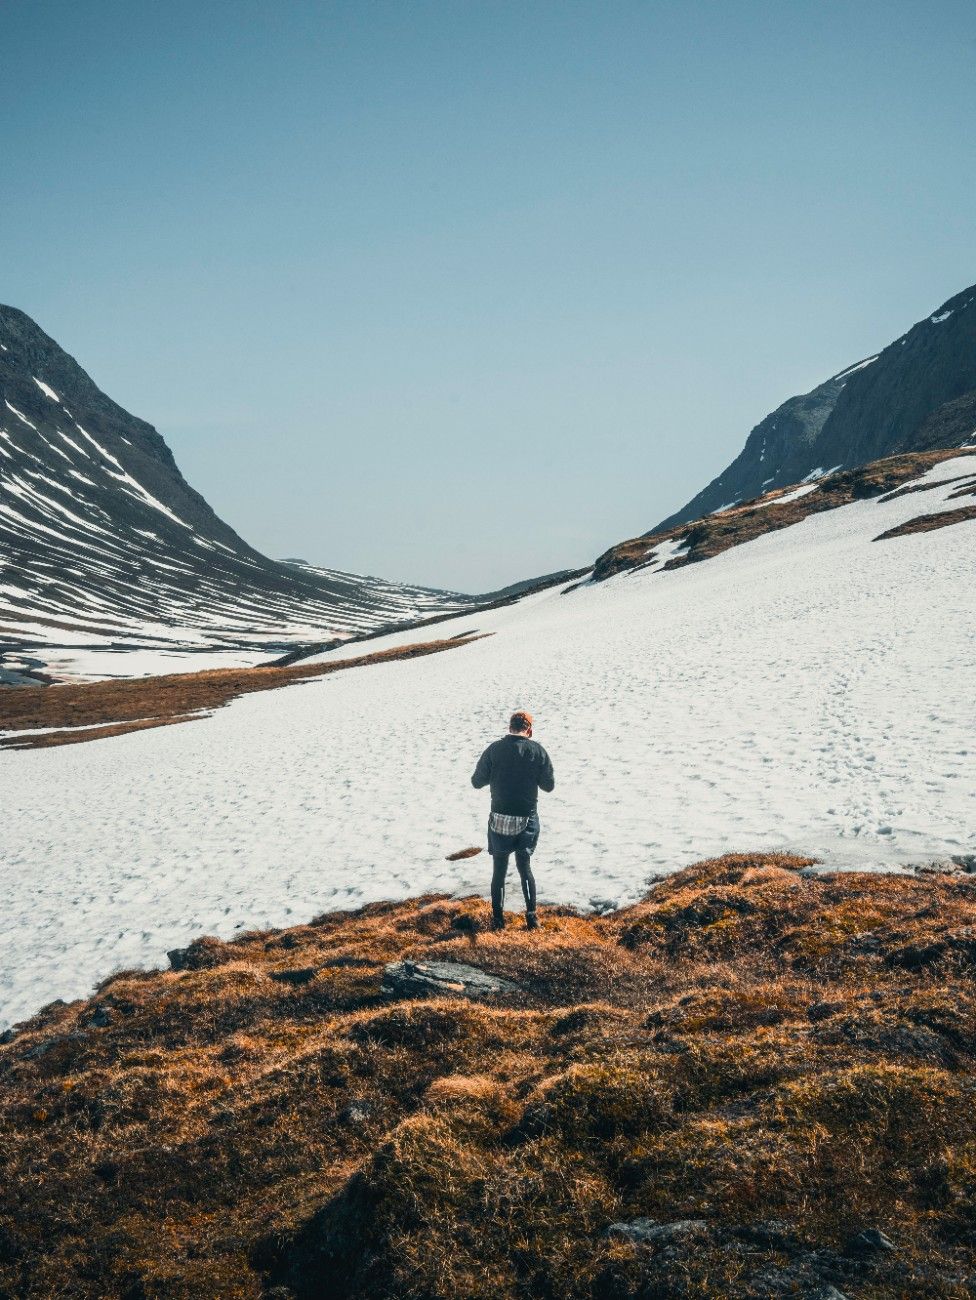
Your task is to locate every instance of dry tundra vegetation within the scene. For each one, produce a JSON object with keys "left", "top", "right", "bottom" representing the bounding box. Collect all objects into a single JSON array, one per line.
[{"left": 2, "top": 853, "right": 976, "bottom": 1298}]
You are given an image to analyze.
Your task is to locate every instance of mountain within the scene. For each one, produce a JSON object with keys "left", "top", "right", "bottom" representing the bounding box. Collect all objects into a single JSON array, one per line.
[
  {"left": 3, "top": 294, "right": 975, "bottom": 1300},
  {"left": 3, "top": 439, "right": 974, "bottom": 1026},
  {"left": 658, "top": 282, "right": 976, "bottom": 529},
  {"left": 0, "top": 306, "right": 473, "bottom": 679}
]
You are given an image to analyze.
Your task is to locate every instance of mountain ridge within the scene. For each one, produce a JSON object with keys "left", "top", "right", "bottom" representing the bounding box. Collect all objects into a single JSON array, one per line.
[
  {"left": 657, "top": 282, "right": 976, "bottom": 530},
  {"left": 0, "top": 306, "right": 474, "bottom": 679}
]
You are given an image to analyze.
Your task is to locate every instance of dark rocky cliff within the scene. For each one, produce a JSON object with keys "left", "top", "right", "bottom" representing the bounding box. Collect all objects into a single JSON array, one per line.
[{"left": 657, "top": 283, "right": 976, "bottom": 529}]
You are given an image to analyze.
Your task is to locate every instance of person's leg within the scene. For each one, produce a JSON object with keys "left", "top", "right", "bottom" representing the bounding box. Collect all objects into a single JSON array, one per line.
[
  {"left": 514, "top": 813, "right": 540, "bottom": 929},
  {"left": 490, "top": 852, "right": 510, "bottom": 928},
  {"left": 514, "top": 848, "right": 537, "bottom": 928}
]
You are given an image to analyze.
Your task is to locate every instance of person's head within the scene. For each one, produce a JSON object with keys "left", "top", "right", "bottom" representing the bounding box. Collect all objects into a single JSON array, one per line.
[{"left": 509, "top": 710, "right": 533, "bottom": 738}]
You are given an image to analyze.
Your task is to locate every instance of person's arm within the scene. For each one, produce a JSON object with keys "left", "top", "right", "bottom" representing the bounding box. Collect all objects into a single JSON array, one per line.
[
  {"left": 471, "top": 745, "right": 492, "bottom": 789},
  {"left": 539, "top": 747, "right": 555, "bottom": 793}
]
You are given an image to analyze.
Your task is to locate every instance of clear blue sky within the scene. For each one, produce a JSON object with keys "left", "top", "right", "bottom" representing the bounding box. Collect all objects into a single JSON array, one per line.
[{"left": 1, "top": 1, "right": 973, "bottom": 590}]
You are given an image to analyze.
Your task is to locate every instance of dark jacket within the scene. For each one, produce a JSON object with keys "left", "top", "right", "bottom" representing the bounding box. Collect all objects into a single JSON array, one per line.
[{"left": 471, "top": 734, "right": 555, "bottom": 816}]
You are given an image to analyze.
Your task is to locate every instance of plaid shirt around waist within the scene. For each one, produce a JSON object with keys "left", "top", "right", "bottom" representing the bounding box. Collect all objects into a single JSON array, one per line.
[{"left": 489, "top": 811, "right": 531, "bottom": 836}]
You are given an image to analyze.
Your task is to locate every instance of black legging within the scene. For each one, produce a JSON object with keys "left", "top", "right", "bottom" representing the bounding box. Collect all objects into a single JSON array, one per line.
[{"left": 491, "top": 850, "right": 536, "bottom": 920}]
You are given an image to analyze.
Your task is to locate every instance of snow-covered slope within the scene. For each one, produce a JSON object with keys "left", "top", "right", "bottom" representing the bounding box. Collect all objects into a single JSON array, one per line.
[
  {"left": 0, "top": 306, "right": 472, "bottom": 680},
  {"left": 1, "top": 454, "right": 974, "bottom": 1028}
]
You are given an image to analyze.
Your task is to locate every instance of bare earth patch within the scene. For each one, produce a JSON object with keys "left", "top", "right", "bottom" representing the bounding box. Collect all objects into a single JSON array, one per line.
[{"left": 3, "top": 853, "right": 976, "bottom": 1298}]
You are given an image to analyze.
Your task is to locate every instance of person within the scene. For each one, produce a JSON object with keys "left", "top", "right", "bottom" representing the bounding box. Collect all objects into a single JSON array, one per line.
[{"left": 471, "top": 710, "right": 555, "bottom": 931}]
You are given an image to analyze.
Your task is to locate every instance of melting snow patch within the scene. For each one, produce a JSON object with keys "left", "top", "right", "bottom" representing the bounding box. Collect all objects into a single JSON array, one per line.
[
  {"left": 4, "top": 401, "right": 38, "bottom": 431},
  {"left": 802, "top": 464, "right": 843, "bottom": 483},
  {"left": 32, "top": 377, "right": 61, "bottom": 402},
  {"left": 73, "top": 423, "right": 125, "bottom": 470},
  {"left": 69, "top": 423, "right": 191, "bottom": 528},
  {"left": 111, "top": 476, "right": 192, "bottom": 527},
  {"left": 834, "top": 355, "right": 879, "bottom": 381},
  {"left": 755, "top": 483, "right": 818, "bottom": 510},
  {"left": 57, "top": 428, "right": 89, "bottom": 457},
  {"left": 930, "top": 311, "right": 953, "bottom": 325},
  {"left": 637, "top": 536, "right": 690, "bottom": 572}
]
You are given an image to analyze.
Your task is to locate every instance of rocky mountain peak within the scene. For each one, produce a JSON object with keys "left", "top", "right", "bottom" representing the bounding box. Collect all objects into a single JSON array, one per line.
[{"left": 656, "top": 282, "right": 976, "bottom": 530}]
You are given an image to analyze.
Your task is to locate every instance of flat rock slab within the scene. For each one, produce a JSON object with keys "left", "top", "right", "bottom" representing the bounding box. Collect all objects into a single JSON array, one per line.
[
  {"left": 606, "top": 1218, "right": 709, "bottom": 1247},
  {"left": 382, "top": 959, "right": 518, "bottom": 999}
]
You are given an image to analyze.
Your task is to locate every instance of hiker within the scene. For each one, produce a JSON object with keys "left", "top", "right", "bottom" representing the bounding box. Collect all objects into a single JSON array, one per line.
[{"left": 471, "top": 710, "right": 555, "bottom": 931}]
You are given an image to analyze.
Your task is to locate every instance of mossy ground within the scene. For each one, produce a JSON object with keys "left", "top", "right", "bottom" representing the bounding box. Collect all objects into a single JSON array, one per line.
[{"left": 2, "top": 853, "right": 976, "bottom": 1297}]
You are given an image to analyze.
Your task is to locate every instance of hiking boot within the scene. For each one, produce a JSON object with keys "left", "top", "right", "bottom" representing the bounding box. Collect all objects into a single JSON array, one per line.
[
  {"left": 491, "top": 914, "right": 506, "bottom": 932},
  {"left": 525, "top": 912, "right": 539, "bottom": 931}
]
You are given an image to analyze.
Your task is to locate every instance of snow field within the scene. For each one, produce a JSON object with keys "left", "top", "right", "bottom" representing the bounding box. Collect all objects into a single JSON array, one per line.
[{"left": 0, "top": 457, "right": 974, "bottom": 1028}]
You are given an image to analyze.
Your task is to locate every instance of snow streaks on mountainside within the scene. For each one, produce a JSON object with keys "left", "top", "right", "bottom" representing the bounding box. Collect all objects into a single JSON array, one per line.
[
  {"left": 0, "top": 306, "right": 472, "bottom": 679},
  {"left": 659, "top": 283, "right": 976, "bottom": 528}
]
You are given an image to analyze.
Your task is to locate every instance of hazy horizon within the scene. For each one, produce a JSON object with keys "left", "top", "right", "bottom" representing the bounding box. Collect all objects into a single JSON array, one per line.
[{"left": 2, "top": 0, "right": 973, "bottom": 590}]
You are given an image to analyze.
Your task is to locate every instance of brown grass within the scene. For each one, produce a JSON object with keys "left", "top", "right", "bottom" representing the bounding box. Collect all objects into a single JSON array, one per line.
[
  {"left": 593, "top": 447, "right": 976, "bottom": 580},
  {"left": 3, "top": 852, "right": 976, "bottom": 1298},
  {"left": 875, "top": 504, "right": 976, "bottom": 542},
  {"left": 879, "top": 470, "right": 976, "bottom": 502},
  {"left": 0, "top": 634, "right": 488, "bottom": 750}
]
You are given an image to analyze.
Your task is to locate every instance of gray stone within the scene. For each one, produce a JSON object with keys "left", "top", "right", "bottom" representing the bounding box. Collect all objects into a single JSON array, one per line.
[
  {"left": 605, "top": 1217, "right": 658, "bottom": 1243},
  {"left": 952, "top": 854, "right": 976, "bottom": 873},
  {"left": 913, "top": 860, "right": 963, "bottom": 876},
  {"left": 732, "top": 1219, "right": 798, "bottom": 1249},
  {"left": 381, "top": 959, "right": 517, "bottom": 999},
  {"left": 846, "top": 1227, "right": 895, "bottom": 1256},
  {"left": 588, "top": 897, "right": 619, "bottom": 915},
  {"left": 804, "top": 1288, "right": 850, "bottom": 1300},
  {"left": 339, "top": 1100, "right": 372, "bottom": 1127},
  {"left": 606, "top": 1218, "right": 708, "bottom": 1247}
]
